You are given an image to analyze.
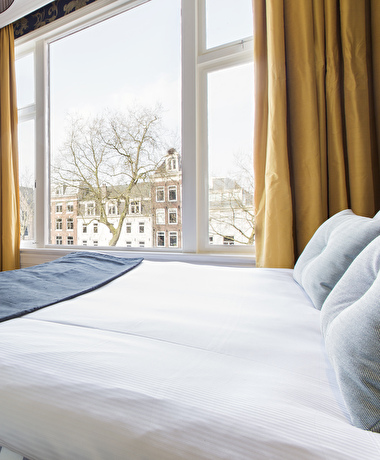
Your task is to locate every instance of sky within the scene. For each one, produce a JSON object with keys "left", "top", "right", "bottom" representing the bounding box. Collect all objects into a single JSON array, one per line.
[{"left": 17, "top": 0, "right": 253, "bottom": 181}]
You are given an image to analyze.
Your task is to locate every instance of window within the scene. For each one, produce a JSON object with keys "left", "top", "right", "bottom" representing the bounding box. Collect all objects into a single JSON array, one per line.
[
  {"left": 168, "top": 186, "right": 177, "bottom": 201},
  {"left": 82, "top": 240, "right": 87, "bottom": 246},
  {"left": 126, "top": 241, "right": 132, "bottom": 247},
  {"left": 56, "top": 235, "right": 62, "bottom": 245},
  {"left": 93, "top": 223, "right": 98, "bottom": 233},
  {"left": 223, "top": 236, "right": 234, "bottom": 245},
  {"left": 139, "top": 241, "right": 145, "bottom": 247},
  {"left": 108, "top": 203, "right": 117, "bottom": 215},
  {"left": 129, "top": 201, "right": 141, "bottom": 215},
  {"left": 16, "top": 0, "right": 253, "bottom": 255},
  {"left": 56, "top": 218, "right": 62, "bottom": 230},
  {"left": 83, "top": 224, "right": 87, "bottom": 234},
  {"left": 156, "top": 187, "right": 165, "bottom": 202},
  {"left": 169, "top": 209, "right": 177, "bottom": 224},
  {"left": 157, "top": 231, "right": 165, "bottom": 247},
  {"left": 156, "top": 209, "right": 165, "bottom": 225},
  {"left": 167, "top": 157, "right": 177, "bottom": 171},
  {"left": 139, "top": 222, "right": 145, "bottom": 233},
  {"left": 67, "top": 218, "right": 74, "bottom": 230},
  {"left": 67, "top": 236, "right": 74, "bottom": 245},
  {"left": 94, "top": 240, "right": 99, "bottom": 246},
  {"left": 87, "top": 202, "right": 96, "bottom": 216},
  {"left": 169, "top": 231, "right": 178, "bottom": 247}
]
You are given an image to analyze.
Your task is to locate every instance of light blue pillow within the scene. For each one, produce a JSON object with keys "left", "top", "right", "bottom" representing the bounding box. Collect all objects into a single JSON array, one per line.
[
  {"left": 293, "top": 209, "right": 380, "bottom": 309},
  {"left": 321, "top": 236, "right": 380, "bottom": 432}
]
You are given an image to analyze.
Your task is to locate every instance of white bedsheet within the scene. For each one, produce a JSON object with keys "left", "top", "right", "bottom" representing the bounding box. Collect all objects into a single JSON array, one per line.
[{"left": 0, "top": 261, "right": 379, "bottom": 459}]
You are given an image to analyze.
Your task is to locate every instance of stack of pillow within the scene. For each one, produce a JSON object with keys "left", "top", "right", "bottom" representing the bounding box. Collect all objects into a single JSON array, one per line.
[{"left": 293, "top": 209, "right": 380, "bottom": 432}]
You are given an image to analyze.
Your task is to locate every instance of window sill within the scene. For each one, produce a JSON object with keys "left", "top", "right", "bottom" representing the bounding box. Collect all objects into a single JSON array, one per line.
[{"left": 20, "top": 247, "right": 256, "bottom": 268}]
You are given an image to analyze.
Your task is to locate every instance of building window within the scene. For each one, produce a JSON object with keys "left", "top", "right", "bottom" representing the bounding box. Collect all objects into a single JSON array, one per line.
[
  {"left": 139, "top": 241, "right": 145, "bottom": 247},
  {"left": 83, "top": 224, "right": 87, "bottom": 233},
  {"left": 86, "top": 202, "right": 95, "bottom": 216},
  {"left": 139, "top": 222, "right": 145, "bottom": 233},
  {"left": 130, "top": 201, "right": 141, "bottom": 214},
  {"left": 169, "top": 208, "right": 177, "bottom": 224},
  {"left": 67, "top": 236, "right": 74, "bottom": 245},
  {"left": 223, "top": 236, "right": 234, "bottom": 245},
  {"left": 94, "top": 240, "right": 98, "bottom": 246},
  {"left": 56, "top": 218, "right": 62, "bottom": 230},
  {"left": 56, "top": 235, "right": 62, "bottom": 245},
  {"left": 82, "top": 240, "right": 87, "bottom": 246},
  {"left": 93, "top": 223, "right": 98, "bottom": 233},
  {"left": 156, "top": 187, "right": 165, "bottom": 202},
  {"left": 67, "top": 202, "right": 74, "bottom": 212},
  {"left": 168, "top": 186, "right": 177, "bottom": 201},
  {"left": 126, "top": 241, "right": 132, "bottom": 247},
  {"left": 169, "top": 231, "right": 178, "bottom": 247},
  {"left": 55, "top": 203, "right": 63, "bottom": 213},
  {"left": 156, "top": 209, "right": 165, "bottom": 225},
  {"left": 167, "top": 157, "right": 177, "bottom": 171},
  {"left": 67, "top": 218, "right": 74, "bottom": 230},
  {"left": 126, "top": 222, "right": 132, "bottom": 233},
  {"left": 108, "top": 203, "right": 117, "bottom": 215},
  {"left": 157, "top": 231, "right": 165, "bottom": 247}
]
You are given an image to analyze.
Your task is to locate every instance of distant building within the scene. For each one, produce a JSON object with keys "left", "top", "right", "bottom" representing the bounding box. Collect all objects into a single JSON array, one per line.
[
  {"left": 50, "top": 185, "right": 79, "bottom": 246},
  {"left": 49, "top": 149, "right": 254, "bottom": 248},
  {"left": 151, "top": 148, "right": 182, "bottom": 248},
  {"left": 76, "top": 182, "right": 153, "bottom": 248}
]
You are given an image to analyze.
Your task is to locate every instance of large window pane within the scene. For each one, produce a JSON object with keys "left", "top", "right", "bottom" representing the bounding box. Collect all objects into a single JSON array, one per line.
[
  {"left": 205, "top": 0, "right": 253, "bottom": 49},
  {"left": 49, "top": 0, "right": 181, "bottom": 248},
  {"left": 15, "top": 53, "right": 35, "bottom": 108},
  {"left": 207, "top": 63, "right": 254, "bottom": 246}
]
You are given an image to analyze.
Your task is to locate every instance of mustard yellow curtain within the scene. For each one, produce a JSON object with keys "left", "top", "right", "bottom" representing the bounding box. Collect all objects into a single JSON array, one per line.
[
  {"left": 0, "top": 24, "right": 20, "bottom": 271},
  {"left": 253, "top": 0, "right": 380, "bottom": 268}
]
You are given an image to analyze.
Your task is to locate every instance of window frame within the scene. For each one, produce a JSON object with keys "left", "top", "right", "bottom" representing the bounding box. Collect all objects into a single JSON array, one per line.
[{"left": 15, "top": 0, "right": 254, "bottom": 263}]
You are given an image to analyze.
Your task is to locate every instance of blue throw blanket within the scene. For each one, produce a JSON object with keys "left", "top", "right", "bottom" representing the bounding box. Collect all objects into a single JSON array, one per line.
[{"left": 0, "top": 252, "right": 143, "bottom": 322}]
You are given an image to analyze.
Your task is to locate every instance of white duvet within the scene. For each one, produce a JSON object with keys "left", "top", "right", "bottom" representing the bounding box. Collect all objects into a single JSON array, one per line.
[{"left": 0, "top": 261, "right": 379, "bottom": 459}]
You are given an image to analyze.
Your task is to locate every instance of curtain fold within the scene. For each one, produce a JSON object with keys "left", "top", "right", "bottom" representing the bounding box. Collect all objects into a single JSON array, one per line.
[
  {"left": 0, "top": 24, "right": 20, "bottom": 271},
  {"left": 253, "top": 0, "right": 380, "bottom": 268}
]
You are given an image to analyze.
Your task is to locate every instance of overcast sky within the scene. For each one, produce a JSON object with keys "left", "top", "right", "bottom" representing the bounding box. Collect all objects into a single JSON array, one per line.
[{"left": 17, "top": 0, "right": 253, "bottom": 180}]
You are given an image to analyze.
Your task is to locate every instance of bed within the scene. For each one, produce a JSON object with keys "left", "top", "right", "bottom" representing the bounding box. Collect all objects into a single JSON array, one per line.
[{"left": 1, "top": 209, "right": 380, "bottom": 460}]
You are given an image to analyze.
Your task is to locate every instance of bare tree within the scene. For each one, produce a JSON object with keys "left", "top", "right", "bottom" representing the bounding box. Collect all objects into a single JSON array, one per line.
[
  {"left": 19, "top": 170, "right": 34, "bottom": 241},
  {"left": 53, "top": 106, "right": 165, "bottom": 246}
]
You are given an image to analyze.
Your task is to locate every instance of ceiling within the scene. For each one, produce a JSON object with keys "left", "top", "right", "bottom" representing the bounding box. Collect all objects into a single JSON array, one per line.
[{"left": 0, "top": 0, "right": 51, "bottom": 28}]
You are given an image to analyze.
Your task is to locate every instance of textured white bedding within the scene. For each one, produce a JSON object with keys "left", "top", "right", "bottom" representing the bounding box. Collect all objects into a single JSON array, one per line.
[{"left": 0, "top": 261, "right": 379, "bottom": 459}]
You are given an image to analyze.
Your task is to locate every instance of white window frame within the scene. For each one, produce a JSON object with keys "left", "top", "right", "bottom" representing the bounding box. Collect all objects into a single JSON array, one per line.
[
  {"left": 157, "top": 231, "right": 165, "bottom": 247},
  {"left": 169, "top": 231, "right": 178, "bottom": 248},
  {"left": 67, "top": 218, "right": 74, "bottom": 230},
  {"left": 15, "top": 0, "right": 254, "bottom": 264},
  {"left": 156, "top": 208, "right": 165, "bottom": 225},
  {"left": 67, "top": 236, "right": 74, "bottom": 245},
  {"left": 168, "top": 208, "right": 178, "bottom": 224},
  {"left": 168, "top": 185, "right": 177, "bottom": 202},
  {"left": 156, "top": 186, "right": 165, "bottom": 203},
  {"left": 129, "top": 200, "right": 141, "bottom": 215}
]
